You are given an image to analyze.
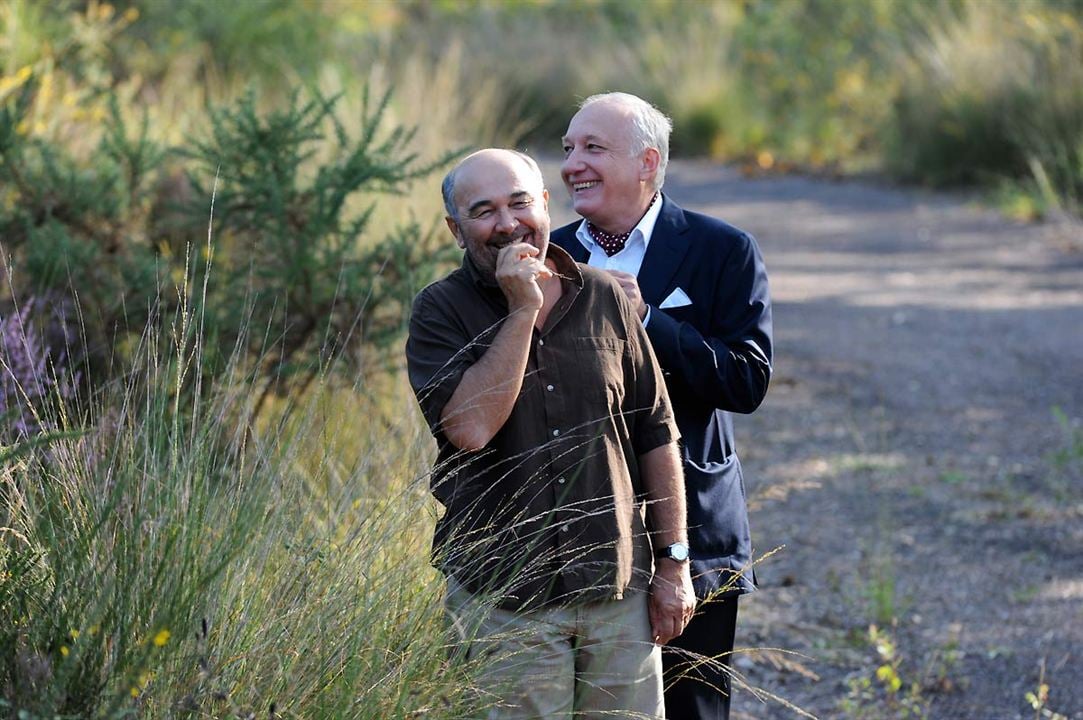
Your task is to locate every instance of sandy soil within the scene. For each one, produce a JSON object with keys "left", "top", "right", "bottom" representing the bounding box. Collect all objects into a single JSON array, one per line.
[{"left": 543, "top": 160, "right": 1083, "bottom": 720}]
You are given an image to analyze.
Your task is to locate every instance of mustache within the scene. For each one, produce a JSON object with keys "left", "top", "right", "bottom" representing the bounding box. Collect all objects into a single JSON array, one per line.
[{"left": 489, "top": 229, "right": 533, "bottom": 249}]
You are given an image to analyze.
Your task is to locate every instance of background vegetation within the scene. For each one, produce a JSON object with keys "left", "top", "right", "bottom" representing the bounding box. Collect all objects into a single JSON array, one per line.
[{"left": 1, "top": 0, "right": 1080, "bottom": 716}]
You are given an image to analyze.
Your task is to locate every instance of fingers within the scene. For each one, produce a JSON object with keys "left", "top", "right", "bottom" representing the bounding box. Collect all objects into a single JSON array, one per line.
[
  {"left": 606, "top": 270, "right": 637, "bottom": 291},
  {"left": 495, "top": 242, "right": 552, "bottom": 310},
  {"left": 651, "top": 617, "right": 679, "bottom": 645},
  {"left": 497, "top": 241, "right": 537, "bottom": 267},
  {"left": 649, "top": 569, "right": 697, "bottom": 645},
  {"left": 497, "top": 243, "right": 548, "bottom": 276},
  {"left": 649, "top": 595, "right": 693, "bottom": 645},
  {"left": 651, "top": 612, "right": 683, "bottom": 645},
  {"left": 604, "top": 270, "right": 645, "bottom": 316}
]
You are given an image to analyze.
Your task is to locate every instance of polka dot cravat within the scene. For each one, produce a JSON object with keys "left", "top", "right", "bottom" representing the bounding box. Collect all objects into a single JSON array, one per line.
[{"left": 587, "top": 194, "right": 658, "bottom": 257}]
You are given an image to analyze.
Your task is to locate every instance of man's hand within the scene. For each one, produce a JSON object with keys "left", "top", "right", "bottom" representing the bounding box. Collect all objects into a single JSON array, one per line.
[
  {"left": 606, "top": 270, "right": 647, "bottom": 319},
  {"left": 496, "top": 243, "right": 552, "bottom": 312},
  {"left": 649, "top": 559, "right": 696, "bottom": 645}
]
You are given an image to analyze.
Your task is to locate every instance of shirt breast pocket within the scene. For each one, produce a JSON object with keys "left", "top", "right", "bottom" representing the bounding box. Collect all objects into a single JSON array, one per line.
[{"left": 573, "top": 336, "right": 627, "bottom": 407}]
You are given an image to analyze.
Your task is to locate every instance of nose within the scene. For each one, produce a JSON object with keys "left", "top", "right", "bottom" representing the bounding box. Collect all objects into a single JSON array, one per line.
[
  {"left": 494, "top": 206, "right": 518, "bottom": 233},
  {"left": 561, "top": 148, "right": 583, "bottom": 178}
]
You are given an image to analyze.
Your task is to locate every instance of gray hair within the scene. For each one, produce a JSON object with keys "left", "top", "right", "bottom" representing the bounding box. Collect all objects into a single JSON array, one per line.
[
  {"left": 442, "top": 149, "right": 544, "bottom": 221},
  {"left": 579, "top": 92, "right": 672, "bottom": 191}
]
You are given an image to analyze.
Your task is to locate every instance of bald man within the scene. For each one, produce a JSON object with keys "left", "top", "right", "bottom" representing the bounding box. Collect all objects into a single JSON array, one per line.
[{"left": 406, "top": 149, "right": 694, "bottom": 718}]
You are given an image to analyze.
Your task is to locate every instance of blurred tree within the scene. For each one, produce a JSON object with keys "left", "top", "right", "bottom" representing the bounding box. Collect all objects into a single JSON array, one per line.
[
  {"left": 174, "top": 88, "right": 459, "bottom": 412},
  {"left": 1, "top": 71, "right": 459, "bottom": 417},
  {"left": 117, "top": 0, "right": 334, "bottom": 92},
  {"left": 0, "top": 83, "right": 163, "bottom": 389}
]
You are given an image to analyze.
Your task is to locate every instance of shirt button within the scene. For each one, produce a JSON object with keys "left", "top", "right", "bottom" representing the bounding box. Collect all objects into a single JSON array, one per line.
[
  {"left": 560, "top": 524, "right": 569, "bottom": 532},
  {"left": 546, "top": 384, "right": 555, "bottom": 392},
  {"left": 538, "top": 338, "right": 545, "bottom": 346},
  {"left": 552, "top": 429, "right": 560, "bottom": 437},
  {"left": 557, "top": 477, "right": 566, "bottom": 484}
]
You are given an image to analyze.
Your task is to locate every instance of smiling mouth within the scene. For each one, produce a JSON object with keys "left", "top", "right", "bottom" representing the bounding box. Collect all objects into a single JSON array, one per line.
[
  {"left": 572, "top": 181, "right": 599, "bottom": 191},
  {"left": 491, "top": 233, "right": 531, "bottom": 249}
]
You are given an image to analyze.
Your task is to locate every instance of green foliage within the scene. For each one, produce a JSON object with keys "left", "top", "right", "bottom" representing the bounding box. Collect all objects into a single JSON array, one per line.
[
  {"left": 0, "top": 81, "right": 163, "bottom": 380},
  {"left": 376, "top": 0, "right": 1083, "bottom": 211},
  {"left": 715, "top": 0, "right": 901, "bottom": 167},
  {"left": 10, "top": 0, "right": 1082, "bottom": 216},
  {"left": 885, "top": 0, "right": 1083, "bottom": 215},
  {"left": 128, "top": 0, "right": 332, "bottom": 80},
  {"left": 1024, "top": 658, "right": 1070, "bottom": 720},
  {"left": 840, "top": 625, "right": 933, "bottom": 720},
  {"left": 0, "top": 312, "right": 483, "bottom": 717},
  {"left": 1050, "top": 406, "right": 1083, "bottom": 470},
  {"left": 177, "top": 88, "right": 458, "bottom": 407},
  {"left": 0, "top": 69, "right": 457, "bottom": 402}
]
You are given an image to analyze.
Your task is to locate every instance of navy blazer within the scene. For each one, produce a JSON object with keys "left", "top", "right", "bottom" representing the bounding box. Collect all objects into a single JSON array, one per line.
[{"left": 551, "top": 196, "right": 773, "bottom": 598}]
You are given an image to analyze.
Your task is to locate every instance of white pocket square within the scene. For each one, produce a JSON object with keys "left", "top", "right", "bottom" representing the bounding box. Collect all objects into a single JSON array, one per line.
[{"left": 659, "top": 287, "right": 692, "bottom": 309}]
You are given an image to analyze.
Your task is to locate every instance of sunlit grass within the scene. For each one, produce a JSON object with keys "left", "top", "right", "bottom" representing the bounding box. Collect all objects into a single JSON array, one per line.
[{"left": 0, "top": 274, "right": 487, "bottom": 716}]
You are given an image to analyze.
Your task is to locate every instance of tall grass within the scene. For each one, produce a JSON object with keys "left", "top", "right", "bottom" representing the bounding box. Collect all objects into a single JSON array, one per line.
[
  {"left": 0, "top": 274, "right": 485, "bottom": 716},
  {"left": 886, "top": 0, "right": 1083, "bottom": 217}
]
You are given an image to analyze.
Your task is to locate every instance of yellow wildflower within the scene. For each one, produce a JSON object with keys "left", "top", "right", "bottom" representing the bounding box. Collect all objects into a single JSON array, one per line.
[
  {"left": 70, "top": 629, "right": 81, "bottom": 640},
  {"left": 60, "top": 645, "right": 70, "bottom": 657},
  {"left": 876, "top": 664, "right": 902, "bottom": 693},
  {"left": 153, "top": 629, "right": 171, "bottom": 646},
  {"left": 0, "top": 67, "right": 33, "bottom": 99}
]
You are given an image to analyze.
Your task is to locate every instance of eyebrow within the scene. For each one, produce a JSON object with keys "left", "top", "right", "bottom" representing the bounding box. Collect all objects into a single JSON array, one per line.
[
  {"left": 562, "top": 133, "right": 603, "bottom": 145},
  {"left": 466, "top": 190, "right": 533, "bottom": 216}
]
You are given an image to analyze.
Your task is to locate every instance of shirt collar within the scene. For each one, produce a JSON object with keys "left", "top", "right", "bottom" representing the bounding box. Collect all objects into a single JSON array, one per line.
[{"left": 575, "top": 192, "right": 665, "bottom": 255}]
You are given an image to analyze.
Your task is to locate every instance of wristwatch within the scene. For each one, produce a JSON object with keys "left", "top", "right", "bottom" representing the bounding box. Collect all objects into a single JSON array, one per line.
[{"left": 655, "top": 542, "right": 690, "bottom": 563}]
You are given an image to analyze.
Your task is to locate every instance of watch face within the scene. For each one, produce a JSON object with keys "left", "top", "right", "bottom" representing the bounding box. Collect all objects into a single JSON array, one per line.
[{"left": 670, "top": 543, "right": 689, "bottom": 562}]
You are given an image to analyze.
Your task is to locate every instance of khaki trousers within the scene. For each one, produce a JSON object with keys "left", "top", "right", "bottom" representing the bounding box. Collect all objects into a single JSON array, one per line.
[{"left": 445, "top": 577, "right": 664, "bottom": 719}]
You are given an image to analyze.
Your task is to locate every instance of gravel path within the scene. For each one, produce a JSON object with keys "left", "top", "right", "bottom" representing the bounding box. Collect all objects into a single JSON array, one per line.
[{"left": 543, "top": 161, "right": 1083, "bottom": 720}]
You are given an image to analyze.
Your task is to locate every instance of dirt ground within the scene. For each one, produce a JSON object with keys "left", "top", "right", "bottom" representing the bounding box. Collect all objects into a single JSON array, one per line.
[{"left": 543, "top": 160, "right": 1083, "bottom": 720}]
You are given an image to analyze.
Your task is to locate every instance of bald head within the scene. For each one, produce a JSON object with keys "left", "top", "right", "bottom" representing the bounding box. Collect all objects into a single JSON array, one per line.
[
  {"left": 440, "top": 148, "right": 551, "bottom": 282},
  {"left": 442, "top": 149, "right": 545, "bottom": 222},
  {"left": 577, "top": 93, "right": 672, "bottom": 191}
]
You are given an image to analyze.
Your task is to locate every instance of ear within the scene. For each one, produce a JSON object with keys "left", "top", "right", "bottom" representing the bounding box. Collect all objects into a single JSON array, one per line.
[
  {"left": 446, "top": 216, "right": 466, "bottom": 249},
  {"left": 640, "top": 147, "right": 661, "bottom": 183},
  {"left": 542, "top": 188, "right": 550, "bottom": 209}
]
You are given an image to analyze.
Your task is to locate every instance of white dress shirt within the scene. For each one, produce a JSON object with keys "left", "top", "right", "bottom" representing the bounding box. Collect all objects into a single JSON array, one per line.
[{"left": 573, "top": 195, "right": 665, "bottom": 325}]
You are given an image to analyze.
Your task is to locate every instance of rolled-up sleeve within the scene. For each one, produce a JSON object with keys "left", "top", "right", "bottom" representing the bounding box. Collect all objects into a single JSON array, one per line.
[{"left": 405, "top": 289, "right": 477, "bottom": 434}]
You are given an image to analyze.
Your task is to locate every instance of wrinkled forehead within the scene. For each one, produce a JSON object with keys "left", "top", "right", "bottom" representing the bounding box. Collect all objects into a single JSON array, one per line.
[
  {"left": 564, "top": 101, "right": 634, "bottom": 145},
  {"left": 454, "top": 154, "right": 544, "bottom": 207}
]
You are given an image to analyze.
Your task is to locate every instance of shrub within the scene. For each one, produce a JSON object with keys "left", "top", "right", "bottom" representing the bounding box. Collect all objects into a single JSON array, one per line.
[
  {"left": 885, "top": 0, "right": 1083, "bottom": 214},
  {"left": 176, "top": 88, "right": 459, "bottom": 411},
  {"left": 0, "top": 71, "right": 458, "bottom": 406}
]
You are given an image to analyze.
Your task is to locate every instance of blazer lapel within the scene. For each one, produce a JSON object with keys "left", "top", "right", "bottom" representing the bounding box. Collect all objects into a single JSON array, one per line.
[
  {"left": 638, "top": 196, "right": 692, "bottom": 305},
  {"left": 561, "top": 224, "right": 591, "bottom": 263}
]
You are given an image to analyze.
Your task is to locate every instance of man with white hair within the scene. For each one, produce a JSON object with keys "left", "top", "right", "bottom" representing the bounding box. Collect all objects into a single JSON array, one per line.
[
  {"left": 553, "top": 93, "right": 774, "bottom": 719},
  {"left": 407, "top": 148, "right": 695, "bottom": 718}
]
